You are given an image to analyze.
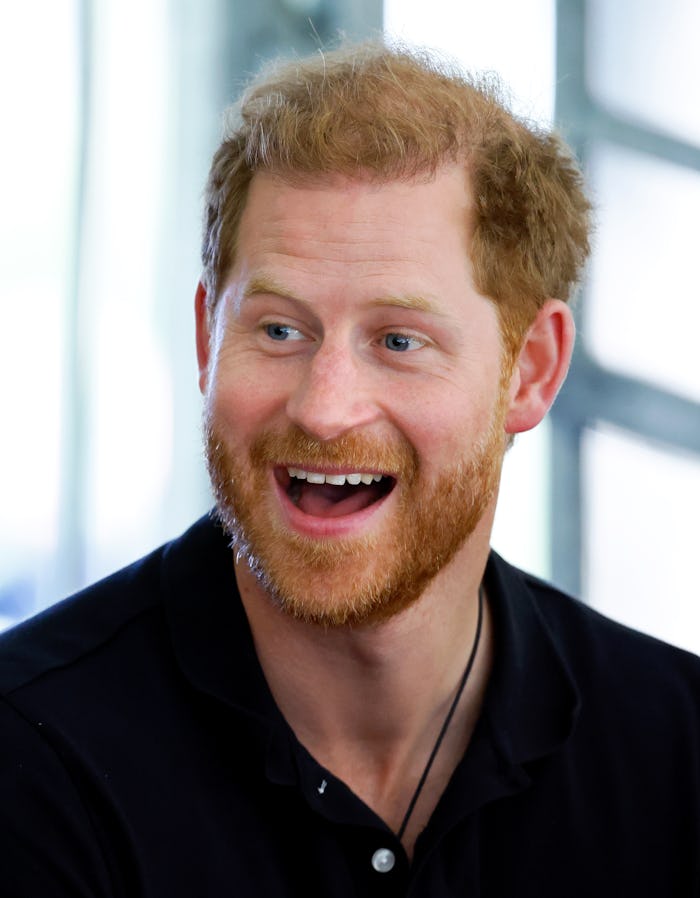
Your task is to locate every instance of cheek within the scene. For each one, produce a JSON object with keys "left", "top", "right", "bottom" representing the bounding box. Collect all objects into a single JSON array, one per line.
[
  {"left": 395, "top": 384, "right": 502, "bottom": 471},
  {"left": 209, "top": 360, "right": 289, "bottom": 439}
]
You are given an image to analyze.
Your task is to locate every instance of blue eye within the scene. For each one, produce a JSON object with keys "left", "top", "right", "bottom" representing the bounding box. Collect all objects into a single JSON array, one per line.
[
  {"left": 383, "top": 333, "right": 423, "bottom": 352},
  {"left": 265, "top": 323, "right": 303, "bottom": 341}
]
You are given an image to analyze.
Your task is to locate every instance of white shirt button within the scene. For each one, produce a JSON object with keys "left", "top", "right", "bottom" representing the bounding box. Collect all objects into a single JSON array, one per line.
[{"left": 371, "top": 848, "right": 396, "bottom": 873}]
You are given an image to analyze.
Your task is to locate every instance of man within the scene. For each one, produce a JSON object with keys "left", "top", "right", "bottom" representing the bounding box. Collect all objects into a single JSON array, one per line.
[{"left": 1, "top": 43, "right": 699, "bottom": 897}]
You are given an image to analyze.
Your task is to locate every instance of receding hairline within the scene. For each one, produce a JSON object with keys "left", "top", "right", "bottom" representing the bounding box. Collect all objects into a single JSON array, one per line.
[
  {"left": 214, "top": 162, "right": 477, "bottom": 303},
  {"left": 201, "top": 39, "right": 592, "bottom": 356}
]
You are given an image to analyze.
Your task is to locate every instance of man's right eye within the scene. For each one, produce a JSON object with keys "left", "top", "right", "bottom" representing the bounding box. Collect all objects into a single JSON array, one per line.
[{"left": 264, "top": 323, "right": 304, "bottom": 341}]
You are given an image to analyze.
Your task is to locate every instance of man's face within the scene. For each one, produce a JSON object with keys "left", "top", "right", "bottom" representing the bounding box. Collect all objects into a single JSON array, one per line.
[{"left": 199, "top": 166, "right": 512, "bottom": 627}]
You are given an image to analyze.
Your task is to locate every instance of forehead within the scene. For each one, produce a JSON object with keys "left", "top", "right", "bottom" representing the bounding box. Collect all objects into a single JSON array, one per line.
[
  {"left": 235, "top": 166, "right": 473, "bottom": 265},
  {"left": 224, "top": 168, "right": 488, "bottom": 324}
]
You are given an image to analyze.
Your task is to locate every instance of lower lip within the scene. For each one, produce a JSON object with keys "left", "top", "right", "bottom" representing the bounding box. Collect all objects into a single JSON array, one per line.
[{"left": 271, "top": 473, "right": 394, "bottom": 539}]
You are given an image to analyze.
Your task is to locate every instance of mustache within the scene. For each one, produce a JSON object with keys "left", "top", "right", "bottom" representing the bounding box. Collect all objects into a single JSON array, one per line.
[{"left": 248, "top": 426, "right": 420, "bottom": 482}]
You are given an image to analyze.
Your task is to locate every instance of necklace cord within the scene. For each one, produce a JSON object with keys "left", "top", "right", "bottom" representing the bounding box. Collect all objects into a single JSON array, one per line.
[{"left": 396, "top": 585, "right": 485, "bottom": 843}]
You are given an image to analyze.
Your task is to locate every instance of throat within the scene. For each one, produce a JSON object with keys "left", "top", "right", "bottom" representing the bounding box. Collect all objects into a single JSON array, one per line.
[{"left": 289, "top": 481, "right": 387, "bottom": 518}]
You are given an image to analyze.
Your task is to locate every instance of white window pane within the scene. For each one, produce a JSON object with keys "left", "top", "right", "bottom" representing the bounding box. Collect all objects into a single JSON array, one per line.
[
  {"left": 79, "top": 0, "right": 173, "bottom": 585},
  {"left": 583, "top": 424, "right": 700, "bottom": 655},
  {"left": 492, "top": 419, "right": 551, "bottom": 581},
  {"left": 587, "top": 0, "right": 700, "bottom": 146},
  {"left": 586, "top": 143, "right": 700, "bottom": 403},
  {"left": 0, "top": 1, "right": 80, "bottom": 625}
]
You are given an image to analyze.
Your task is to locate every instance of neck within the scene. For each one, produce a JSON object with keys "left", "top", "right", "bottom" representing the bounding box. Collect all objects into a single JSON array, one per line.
[{"left": 235, "top": 532, "right": 495, "bottom": 857}]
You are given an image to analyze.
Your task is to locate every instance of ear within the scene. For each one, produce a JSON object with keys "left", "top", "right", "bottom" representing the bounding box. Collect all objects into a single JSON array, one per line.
[
  {"left": 195, "top": 281, "right": 212, "bottom": 394},
  {"left": 505, "top": 299, "right": 575, "bottom": 434}
]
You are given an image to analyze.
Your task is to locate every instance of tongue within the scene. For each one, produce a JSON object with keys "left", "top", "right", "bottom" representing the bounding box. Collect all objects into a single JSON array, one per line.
[{"left": 296, "top": 482, "right": 381, "bottom": 518}]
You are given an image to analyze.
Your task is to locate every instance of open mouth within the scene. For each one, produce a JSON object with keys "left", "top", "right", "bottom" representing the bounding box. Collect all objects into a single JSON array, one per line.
[{"left": 275, "top": 466, "right": 396, "bottom": 519}]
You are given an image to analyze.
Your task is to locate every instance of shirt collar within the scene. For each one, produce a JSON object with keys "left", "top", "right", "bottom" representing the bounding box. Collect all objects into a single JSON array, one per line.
[
  {"left": 162, "top": 515, "right": 580, "bottom": 777},
  {"left": 161, "top": 514, "right": 281, "bottom": 730},
  {"left": 482, "top": 551, "right": 581, "bottom": 766}
]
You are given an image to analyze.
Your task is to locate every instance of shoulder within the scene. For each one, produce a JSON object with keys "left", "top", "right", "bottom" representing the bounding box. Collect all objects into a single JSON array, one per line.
[
  {"left": 491, "top": 552, "right": 700, "bottom": 724},
  {"left": 481, "top": 554, "right": 700, "bottom": 891},
  {"left": 0, "top": 541, "right": 177, "bottom": 895},
  {"left": 0, "top": 551, "right": 163, "bottom": 698},
  {"left": 0, "top": 514, "right": 221, "bottom": 698},
  {"left": 529, "top": 566, "right": 699, "bottom": 679}
]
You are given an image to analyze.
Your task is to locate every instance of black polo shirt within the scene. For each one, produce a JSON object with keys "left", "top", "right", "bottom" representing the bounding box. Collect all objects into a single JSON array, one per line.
[{"left": 1, "top": 515, "right": 699, "bottom": 896}]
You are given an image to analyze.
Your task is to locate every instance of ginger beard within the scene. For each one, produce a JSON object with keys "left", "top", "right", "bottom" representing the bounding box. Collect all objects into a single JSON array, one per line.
[{"left": 204, "top": 390, "right": 509, "bottom": 628}]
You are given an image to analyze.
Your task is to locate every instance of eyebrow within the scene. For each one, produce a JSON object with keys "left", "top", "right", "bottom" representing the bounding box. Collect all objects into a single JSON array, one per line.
[
  {"left": 367, "top": 293, "right": 442, "bottom": 315},
  {"left": 243, "top": 274, "right": 301, "bottom": 303},
  {"left": 242, "top": 274, "right": 444, "bottom": 316}
]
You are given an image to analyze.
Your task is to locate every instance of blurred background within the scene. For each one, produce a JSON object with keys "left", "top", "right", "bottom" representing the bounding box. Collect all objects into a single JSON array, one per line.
[{"left": 1, "top": 0, "right": 699, "bottom": 651}]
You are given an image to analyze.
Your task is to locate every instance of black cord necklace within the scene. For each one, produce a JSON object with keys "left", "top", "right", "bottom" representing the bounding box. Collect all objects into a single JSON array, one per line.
[{"left": 396, "top": 585, "right": 485, "bottom": 843}]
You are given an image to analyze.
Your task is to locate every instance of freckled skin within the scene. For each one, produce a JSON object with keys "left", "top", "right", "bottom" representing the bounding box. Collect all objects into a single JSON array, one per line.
[{"left": 198, "top": 166, "right": 514, "bottom": 625}]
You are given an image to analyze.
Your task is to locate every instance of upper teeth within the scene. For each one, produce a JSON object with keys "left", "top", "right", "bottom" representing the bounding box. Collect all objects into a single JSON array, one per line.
[{"left": 287, "top": 468, "right": 384, "bottom": 486}]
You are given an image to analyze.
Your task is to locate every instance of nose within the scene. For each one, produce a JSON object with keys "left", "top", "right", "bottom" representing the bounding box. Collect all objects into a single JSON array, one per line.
[{"left": 285, "top": 341, "right": 381, "bottom": 442}]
